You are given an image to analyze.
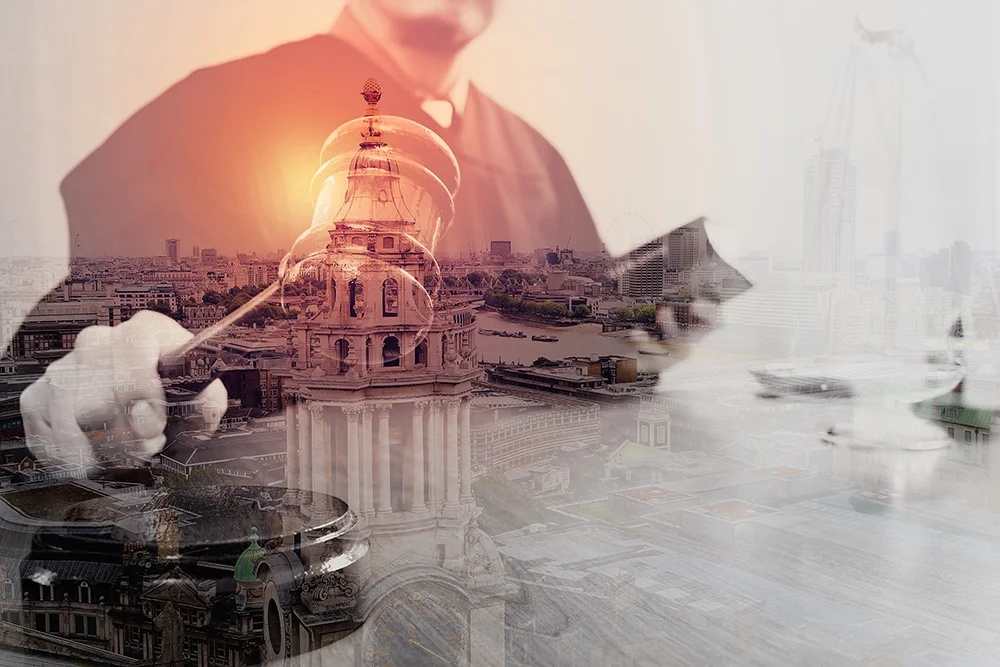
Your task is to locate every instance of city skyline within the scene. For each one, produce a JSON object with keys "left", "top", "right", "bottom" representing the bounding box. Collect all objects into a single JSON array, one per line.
[{"left": 4, "top": 1, "right": 994, "bottom": 263}]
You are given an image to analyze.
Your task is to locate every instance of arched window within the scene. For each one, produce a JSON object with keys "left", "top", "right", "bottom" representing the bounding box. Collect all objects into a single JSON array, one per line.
[
  {"left": 334, "top": 339, "right": 350, "bottom": 374},
  {"left": 365, "top": 337, "right": 373, "bottom": 372},
  {"left": 78, "top": 581, "right": 91, "bottom": 604},
  {"left": 382, "top": 236, "right": 395, "bottom": 250},
  {"left": 351, "top": 236, "right": 364, "bottom": 246},
  {"left": 414, "top": 340, "right": 428, "bottom": 367},
  {"left": 382, "top": 336, "right": 401, "bottom": 368},
  {"left": 382, "top": 278, "right": 399, "bottom": 317},
  {"left": 2, "top": 579, "right": 12, "bottom": 601},
  {"left": 441, "top": 334, "right": 448, "bottom": 366}
]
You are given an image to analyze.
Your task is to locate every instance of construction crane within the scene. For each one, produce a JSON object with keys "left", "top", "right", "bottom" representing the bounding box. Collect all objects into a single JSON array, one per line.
[{"left": 815, "top": 15, "right": 931, "bottom": 351}]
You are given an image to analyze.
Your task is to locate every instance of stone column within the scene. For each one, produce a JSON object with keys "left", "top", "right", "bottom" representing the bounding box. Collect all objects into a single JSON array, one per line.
[
  {"left": 325, "top": 412, "right": 337, "bottom": 502},
  {"left": 297, "top": 401, "right": 313, "bottom": 510},
  {"left": 361, "top": 406, "right": 374, "bottom": 516},
  {"left": 284, "top": 395, "right": 299, "bottom": 506},
  {"left": 409, "top": 401, "right": 427, "bottom": 512},
  {"left": 435, "top": 401, "right": 447, "bottom": 508},
  {"left": 427, "top": 400, "right": 441, "bottom": 509},
  {"left": 310, "top": 404, "right": 331, "bottom": 519},
  {"left": 375, "top": 403, "right": 392, "bottom": 516},
  {"left": 344, "top": 405, "right": 362, "bottom": 512},
  {"left": 445, "top": 399, "right": 460, "bottom": 509},
  {"left": 461, "top": 397, "right": 473, "bottom": 502}
]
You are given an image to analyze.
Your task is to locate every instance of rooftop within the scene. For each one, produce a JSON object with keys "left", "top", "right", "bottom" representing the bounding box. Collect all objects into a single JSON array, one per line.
[
  {"left": 621, "top": 485, "right": 691, "bottom": 504},
  {"left": 690, "top": 499, "right": 776, "bottom": 523},
  {"left": 1, "top": 483, "right": 117, "bottom": 521},
  {"left": 161, "top": 429, "right": 285, "bottom": 467},
  {"left": 116, "top": 284, "right": 173, "bottom": 293},
  {"left": 765, "top": 466, "right": 811, "bottom": 480}
]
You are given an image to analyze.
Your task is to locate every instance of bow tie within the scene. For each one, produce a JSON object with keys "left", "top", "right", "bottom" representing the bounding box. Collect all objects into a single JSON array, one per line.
[{"left": 420, "top": 99, "right": 456, "bottom": 130}]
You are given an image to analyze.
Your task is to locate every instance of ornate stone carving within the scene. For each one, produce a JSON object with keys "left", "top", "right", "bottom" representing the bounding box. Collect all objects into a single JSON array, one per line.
[
  {"left": 382, "top": 278, "right": 399, "bottom": 315},
  {"left": 462, "top": 549, "right": 492, "bottom": 579},
  {"left": 374, "top": 402, "right": 394, "bottom": 416},
  {"left": 465, "top": 521, "right": 481, "bottom": 550},
  {"left": 300, "top": 570, "right": 359, "bottom": 613},
  {"left": 342, "top": 404, "right": 365, "bottom": 422},
  {"left": 354, "top": 286, "right": 367, "bottom": 318},
  {"left": 153, "top": 602, "right": 184, "bottom": 666},
  {"left": 284, "top": 610, "right": 292, "bottom": 659}
]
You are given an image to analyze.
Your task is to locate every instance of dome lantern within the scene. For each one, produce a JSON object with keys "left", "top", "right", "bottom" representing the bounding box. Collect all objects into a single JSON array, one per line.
[{"left": 234, "top": 527, "right": 265, "bottom": 584}]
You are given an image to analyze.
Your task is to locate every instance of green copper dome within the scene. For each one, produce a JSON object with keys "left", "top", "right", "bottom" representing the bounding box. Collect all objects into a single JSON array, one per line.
[{"left": 234, "top": 527, "right": 265, "bottom": 584}]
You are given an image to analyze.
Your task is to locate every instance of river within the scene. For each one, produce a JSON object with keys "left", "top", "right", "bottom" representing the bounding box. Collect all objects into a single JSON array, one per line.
[{"left": 473, "top": 310, "right": 667, "bottom": 372}]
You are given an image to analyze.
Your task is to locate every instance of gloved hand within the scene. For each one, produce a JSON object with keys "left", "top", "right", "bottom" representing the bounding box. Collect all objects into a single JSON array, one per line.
[{"left": 19, "top": 310, "right": 227, "bottom": 459}]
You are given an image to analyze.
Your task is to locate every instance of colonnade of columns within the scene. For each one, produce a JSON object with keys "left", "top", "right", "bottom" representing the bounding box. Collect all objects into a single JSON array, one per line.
[{"left": 284, "top": 395, "right": 474, "bottom": 520}]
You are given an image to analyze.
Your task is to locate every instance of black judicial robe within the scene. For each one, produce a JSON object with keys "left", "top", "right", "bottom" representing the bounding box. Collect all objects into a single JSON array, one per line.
[{"left": 60, "top": 34, "right": 603, "bottom": 258}]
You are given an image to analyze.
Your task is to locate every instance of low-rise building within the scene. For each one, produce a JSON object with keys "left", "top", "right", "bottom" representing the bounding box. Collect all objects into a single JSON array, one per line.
[
  {"left": 567, "top": 354, "right": 638, "bottom": 384},
  {"left": 158, "top": 430, "right": 285, "bottom": 479},
  {"left": 115, "top": 284, "right": 177, "bottom": 314},
  {"left": 471, "top": 387, "right": 600, "bottom": 471}
]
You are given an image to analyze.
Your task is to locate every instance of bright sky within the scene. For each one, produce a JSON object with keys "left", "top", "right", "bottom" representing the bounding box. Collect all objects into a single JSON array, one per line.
[{"left": 1, "top": 0, "right": 995, "bottom": 263}]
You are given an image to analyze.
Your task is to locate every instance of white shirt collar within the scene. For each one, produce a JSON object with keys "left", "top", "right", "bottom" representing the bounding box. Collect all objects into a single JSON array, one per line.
[
  {"left": 420, "top": 79, "right": 468, "bottom": 129},
  {"left": 332, "top": 10, "right": 469, "bottom": 128}
]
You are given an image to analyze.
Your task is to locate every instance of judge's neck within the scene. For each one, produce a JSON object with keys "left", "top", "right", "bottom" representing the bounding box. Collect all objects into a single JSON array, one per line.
[{"left": 334, "top": 4, "right": 463, "bottom": 99}]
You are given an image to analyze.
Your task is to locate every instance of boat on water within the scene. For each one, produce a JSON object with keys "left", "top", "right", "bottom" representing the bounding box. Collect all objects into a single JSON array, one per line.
[
  {"left": 531, "top": 334, "right": 559, "bottom": 342},
  {"left": 484, "top": 328, "right": 527, "bottom": 339},
  {"left": 749, "top": 352, "right": 960, "bottom": 399}
]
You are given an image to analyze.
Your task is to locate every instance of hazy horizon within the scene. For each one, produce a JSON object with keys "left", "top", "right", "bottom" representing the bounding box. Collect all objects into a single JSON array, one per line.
[{"left": 2, "top": 1, "right": 995, "bottom": 263}]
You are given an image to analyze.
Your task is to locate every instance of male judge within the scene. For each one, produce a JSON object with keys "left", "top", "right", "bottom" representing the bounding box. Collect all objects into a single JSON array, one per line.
[
  {"left": 60, "top": 0, "right": 603, "bottom": 259},
  {"left": 20, "top": 0, "right": 738, "bottom": 448}
]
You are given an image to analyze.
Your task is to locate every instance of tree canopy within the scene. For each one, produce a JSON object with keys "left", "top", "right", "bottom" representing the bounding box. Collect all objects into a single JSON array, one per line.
[
  {"left": 484, "top": 291, "right": 570, "bottom": 319},
  {"left": 201, "top": 285, "right": 297, "bottom": 327},
  {"left": 162, "top": 470, "right": 266, "bottom": 552},
  {"left": 472, "top": 470, "right": 546, "bottom": 535}
]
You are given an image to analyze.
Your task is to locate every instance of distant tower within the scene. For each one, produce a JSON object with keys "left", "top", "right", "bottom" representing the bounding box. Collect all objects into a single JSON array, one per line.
[
  {"left": 666, "top": 225, "right": 708, "bottom": 270},
  {"left": 165, "top": 238, "right": 180, "bottom": 265},
  {"left": 620, "top": 237, "right": 664, "bottom": 298},
  {"left": 200, "top": 248, "right": 217, "bottom": 268},
  {"left": 192, "top": 245, "right": 200, "bottom": 263},
  {"left": 803, "top": 149, "right": 856, "bottom": 275},
  {"left": 637, "top": 395, "right": 671, "bottom": 449},
  {"left": 490, "top": 240, "right": 512, "bottom": 258},
  {"left": 265, "top": 79, "right": 504, "bottom": 664}
]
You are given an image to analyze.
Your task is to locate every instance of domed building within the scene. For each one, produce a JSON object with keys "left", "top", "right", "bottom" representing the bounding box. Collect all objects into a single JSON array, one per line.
[
  {"left": 234, "top": 527, "right": 265, "bottom": 612},
  {"left": 261, "top": 79, "right": 506, "bottom": 665}
]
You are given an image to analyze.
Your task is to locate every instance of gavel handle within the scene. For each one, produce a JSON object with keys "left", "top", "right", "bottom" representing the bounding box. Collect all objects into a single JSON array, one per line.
[{"left": 156, "top": 281, "right": 282, "bottom": 402}]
